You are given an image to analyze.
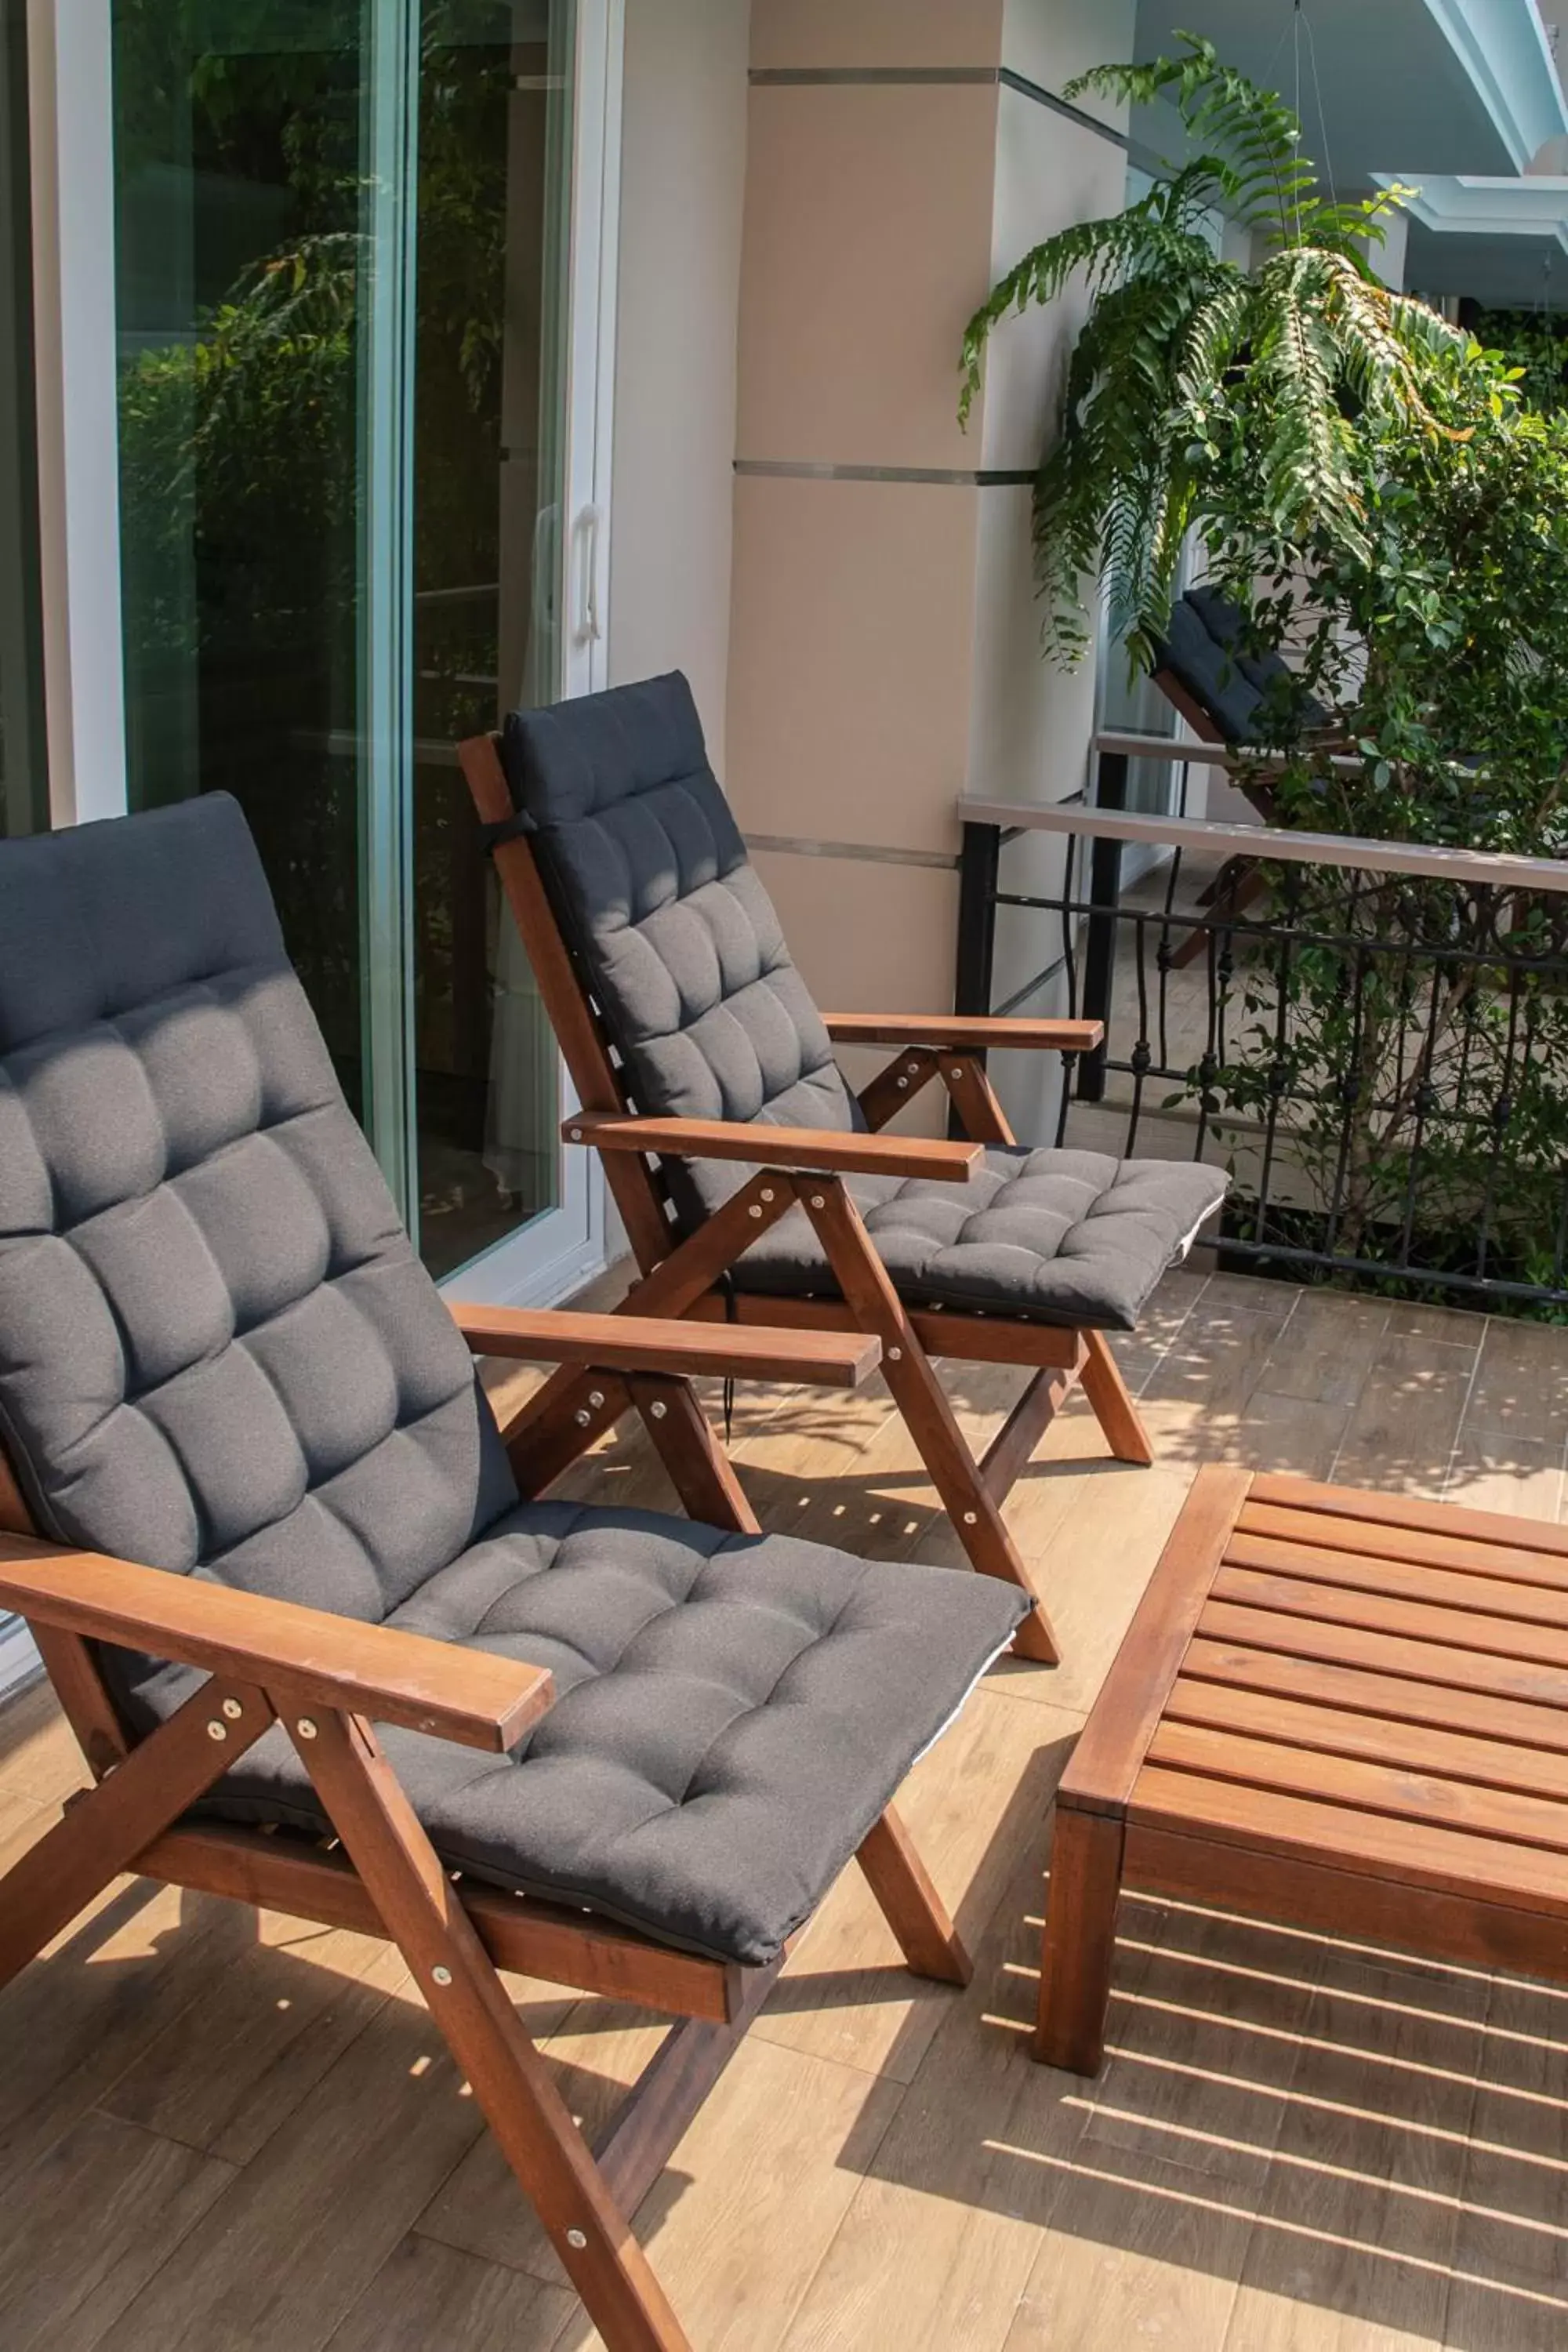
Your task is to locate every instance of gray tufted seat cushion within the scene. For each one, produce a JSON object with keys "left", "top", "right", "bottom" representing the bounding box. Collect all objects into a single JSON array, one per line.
[
  {"left": 729, "top": 1148, "right": 1226, "bottom": 1332},
  {"left": 503, "top": 671, "right": 1225, "bottom": 1330},
  {"left": 0, "top": 796, "right": 1026, "bottom": 1968},
  {"left": 130, "top": 1501, "right": 1024, "bottom": 1966}
]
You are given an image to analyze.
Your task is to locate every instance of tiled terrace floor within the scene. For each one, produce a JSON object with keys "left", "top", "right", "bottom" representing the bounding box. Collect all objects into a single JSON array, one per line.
[{"left": 5, "top": 1268, "right": 1568, "bottom": 2352}]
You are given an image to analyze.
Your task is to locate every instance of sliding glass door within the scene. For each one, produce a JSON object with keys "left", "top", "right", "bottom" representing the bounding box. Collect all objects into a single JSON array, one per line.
[{"left": 106, "top": 0, "right": 615, "bottom": 1296}]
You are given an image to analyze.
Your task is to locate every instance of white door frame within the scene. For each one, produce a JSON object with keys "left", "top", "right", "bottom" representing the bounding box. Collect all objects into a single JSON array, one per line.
[{"left": 449, "top": 0, "right": 622, "bottom": 1309}]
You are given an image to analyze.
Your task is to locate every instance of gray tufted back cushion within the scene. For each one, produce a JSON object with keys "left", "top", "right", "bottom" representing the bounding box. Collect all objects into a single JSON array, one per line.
[
  {"left": 502, "top": 673, "right": 860, "bottom": 1229},
  {"left": 0, "top": 797, "right": 517, "bottom": 1696}
]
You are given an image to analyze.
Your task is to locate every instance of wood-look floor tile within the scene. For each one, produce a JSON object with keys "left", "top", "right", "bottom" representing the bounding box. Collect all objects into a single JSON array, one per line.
[
  {"left": 0, "top": 1881, "right": 259, "bottom": 2202},
  {"left": 0, "top": 2110, "right": 233, "bottom": 2352},
  {"left": 1443, "top": 1434, "right": 1564, "bottom": 1523},
  {"left": 1329, "top": 1333, "right": 1481, "bottom": 1497},
  {"left": 1081, "top": 1900, "right": 1323, "bottom": 2190},
  {"left": 1006, "top": 2140, "right": 1255, "bottom": 2352},
  {"left": 568, "top": 2039, "right": 904, "bottom": 2352},
  {"left": 101, "top": 1918, "right": 416, "bottom": 2165},
  {"left": 968, "top": 1467, "right": 1196, "bottom": 1718},
  {"left": 1463, "top": 1318, "right": 1568, "bottom": 1446},
  {"left": 779, "top": 1850, "right": 1085, "bottom": 2352},
  {"left": 1222, "top": 1949, "right": 1487, "bottom": 2350},
  {"left": 1250, "top": 1290, "right": 1390, "bottom": 1408},
  {"left": 324, "top": 2235, "right": 574, "bottom": 2352},
  {"left": 1443, "top": 1975, "right": 1568, "bottom": 2352},
  {"left": 99, "top": 1990, "right": 487, "bottom": 2352}
]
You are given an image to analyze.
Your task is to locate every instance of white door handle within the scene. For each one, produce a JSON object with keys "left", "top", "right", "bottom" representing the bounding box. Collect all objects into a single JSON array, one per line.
[{"left": 575, "top": 505, "right": 603, "bottom": 644}]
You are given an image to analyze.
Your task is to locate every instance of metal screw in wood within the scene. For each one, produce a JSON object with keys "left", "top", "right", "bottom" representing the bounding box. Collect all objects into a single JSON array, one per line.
[
  {"left": 588, "top": 1391, "right": 604, "bottom": 1409},
  {"left": 206, "top": 1722, "right": 227, "bottom": 1742},
  {"left": 221, "top": 1697, "right": 243, "bottom": 1720},
  {"left": 749, "top": 1204, "right": 764, "bottom": 1218},
  {"left": 963, "top": 1511, "right": 978, "bottom": 1524},
  {"left": 566, "top": 2230, "right": 588, "bottom": 2250},
  {"left": 575, "top": 1407, "right": 593, "bottom": 1426},
  {"left": 432, "top": 1966, "right": 452, "bottom": 1987},
  {"left": 650, "top": 1401, "right": 667, "bottom": 1419},
  {"left": 296, "top": 1719, "right": 318, "bottom": 1740},
  {"left": 887, "top": 1346, "right": 902, "bottom": 1361},
  {"left": 811, "top": 1195, "right": 826, "bottom": 1208}
]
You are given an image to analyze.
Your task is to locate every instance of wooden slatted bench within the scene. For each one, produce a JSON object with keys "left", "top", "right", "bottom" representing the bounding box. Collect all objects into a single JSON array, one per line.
[{"left": 1036, "top": 1463, "right": 1568, "bottom": 2072}]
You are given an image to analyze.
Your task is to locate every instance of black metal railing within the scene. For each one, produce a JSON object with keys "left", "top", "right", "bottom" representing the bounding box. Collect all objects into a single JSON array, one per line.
[{"left": 956, "top": 748, "right": 1568, "bottom": 1312}]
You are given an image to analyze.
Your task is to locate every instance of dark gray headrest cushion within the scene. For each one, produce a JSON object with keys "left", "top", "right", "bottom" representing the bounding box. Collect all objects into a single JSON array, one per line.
[
  {"left": 0, "top": 797, "right": 514, "bottom": 1641},
  {"left": 502, "top": 673, "right": 860, "bottom": 1226}
]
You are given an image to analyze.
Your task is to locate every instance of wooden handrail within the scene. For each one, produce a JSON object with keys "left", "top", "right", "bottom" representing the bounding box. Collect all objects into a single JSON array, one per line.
[{"left": 956, "top": 796, "right": 1568, "bottom": 897}]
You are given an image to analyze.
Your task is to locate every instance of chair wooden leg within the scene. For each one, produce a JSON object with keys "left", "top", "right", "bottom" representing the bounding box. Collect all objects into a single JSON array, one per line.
[
  {"left": 857, "top": 1806, "right": 971, "bottom": 1985},
  {"left": 0, "top": 1676, "right": 272, "bottom": 1990},
  {"left": 630, "top": 1373, "right": 761, "bottom": 1536},
  {"left": 795, "top": 1177, "right": 1061, "bottom": 1665},
  {"left": 293, "top": 1706, "right": 694, "bottom": 2352},
  {"left": 499, "top": 1174, "right": 795, "bottom": 1491},
  {"left": 1036, "top": 1801, "right": 1125, "bottom": 2075},
  {"left": 979, "top": 1352, "right": 1084, "bottom": 1505},
  {"left": 592, "top": 1956, "right": 782, "bottom": 2216},
  {"left": 1079, "top": 1329, "right": 1154, "bottom": 1466}
]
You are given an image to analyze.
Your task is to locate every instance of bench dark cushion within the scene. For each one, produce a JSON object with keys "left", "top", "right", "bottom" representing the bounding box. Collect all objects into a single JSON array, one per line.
[
  {"left": 122, "top": 1501, "right": 1026, "bottom": 1967},
  {"left": 731, "top": 1148, "right": 1226, "bottom": 1331}
]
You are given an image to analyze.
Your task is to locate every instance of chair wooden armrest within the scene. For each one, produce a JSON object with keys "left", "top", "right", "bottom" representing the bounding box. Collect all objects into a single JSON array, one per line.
[
  {"left": 0, "top": 1534, "right": 552, "bottom": 1752},
  {"left": 449, "top": 1304, "right": 882, "bottom": 1388},
  {"left": 822, "top": 1014, "right": 1104, "bottom": 1054},
  {"left": 562, "top": 1112, "right": 982, "bottom": 1182}
]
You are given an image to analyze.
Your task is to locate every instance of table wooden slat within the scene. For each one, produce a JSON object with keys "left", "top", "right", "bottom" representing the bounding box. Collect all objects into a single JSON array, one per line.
[
  {"left": 1210, "top": 1565, "right": 1568, "bottom": 1671},
  {"left": 1165, "top": 1675, "right": 1568, "bottom": 1806},
  {"left": 1236, "top": 1498, "right": 1568, "bottom": 1589},
  {"left": 1181, "top": 1635, "right": 1568, "bottom": 1759},
  {"left": 1224, "top": 1530, "right": 1568, "bottom": 1628},
  {"left": 1145, "top": 1718, "right": 1568, "bottom": 1857},
  {"left": 1199, "top": 1596, "right": 1568, "bottom": 1709},
  {"left": 1245, "top": 1473, "right": 1568, "bottom": 1560},
  {"left": 1131, "top": 1763, "right": 1568, "bottom": 1922}
]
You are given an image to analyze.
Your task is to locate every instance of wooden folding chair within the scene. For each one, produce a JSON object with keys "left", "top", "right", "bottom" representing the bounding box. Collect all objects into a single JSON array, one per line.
[
  {"left": 461, "top": 673, "right": 1227, "bottom": 1668},
  {"left": 0, "top": 796, "right": 1029, "bottom": 2352}
]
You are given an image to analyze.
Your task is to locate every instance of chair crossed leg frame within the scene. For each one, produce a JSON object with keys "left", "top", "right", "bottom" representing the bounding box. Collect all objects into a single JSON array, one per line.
[
  {"left": 0, "top": 1359, "right": 973, "bottom": 2352},
  {"left": 503, "top": 1162, "right": 1152, "bottom": 1668}
]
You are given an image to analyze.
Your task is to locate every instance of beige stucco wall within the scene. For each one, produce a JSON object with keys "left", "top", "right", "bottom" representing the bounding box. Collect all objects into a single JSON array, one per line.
[
  {"left": 608, "top": 0, "right": 752, "bottom": 768},
  {"left": 729, "top": 0, "right": 1134, "bottom": 1141}
]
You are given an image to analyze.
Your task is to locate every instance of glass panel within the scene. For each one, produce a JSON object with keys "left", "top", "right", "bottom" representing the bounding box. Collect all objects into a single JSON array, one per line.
[
  {"left": 410, "top": 0, "right": 572, "bottom": 1280},
  {"left": 111, "top": 1, "right": 575, "bottom": 1279},
  {"left": 0, "top": 4, "right": 45, "bottom": 842},
  {"left": 113, "top": 0, "right": 372, "bottom": 1114}
]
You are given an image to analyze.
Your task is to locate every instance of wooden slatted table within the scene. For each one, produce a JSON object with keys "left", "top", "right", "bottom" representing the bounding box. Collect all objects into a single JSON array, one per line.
[{"left": 1037, "top": 1464, "right": 1568, "bottom": 2073}]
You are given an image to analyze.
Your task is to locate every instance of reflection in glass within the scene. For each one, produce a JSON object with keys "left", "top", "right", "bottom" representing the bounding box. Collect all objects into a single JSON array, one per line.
[{"left": 112, "top": 1, "right": 572, "bottom": 1278}]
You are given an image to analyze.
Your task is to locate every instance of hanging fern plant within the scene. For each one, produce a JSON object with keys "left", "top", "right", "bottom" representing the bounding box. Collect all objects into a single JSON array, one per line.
[{"left": 959, "top": 32, "right": 1466, "bottom": 668}]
